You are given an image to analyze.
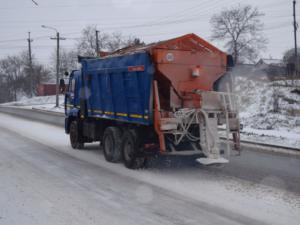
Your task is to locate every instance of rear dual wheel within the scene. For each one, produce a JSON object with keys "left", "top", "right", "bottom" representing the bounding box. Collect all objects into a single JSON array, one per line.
[
  {"left": 102, "top": 127, "right": 147, "bottom": 169},
  {"left": 121, "top": 129, "right": 147, "bottom": 169}
]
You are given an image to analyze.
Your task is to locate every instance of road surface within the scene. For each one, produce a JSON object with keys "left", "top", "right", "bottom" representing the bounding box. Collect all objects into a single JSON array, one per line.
[{"left": 0, "top": 112, "right": 299, "bottom": 225}]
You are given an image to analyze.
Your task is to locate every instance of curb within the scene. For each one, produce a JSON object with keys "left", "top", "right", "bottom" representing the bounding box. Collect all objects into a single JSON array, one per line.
[
  {"left": 219, "top": 136, "right": 300, "bottom": 153},
  {"left": 0, "top": 106, "right": 64, "bottom": 127}
]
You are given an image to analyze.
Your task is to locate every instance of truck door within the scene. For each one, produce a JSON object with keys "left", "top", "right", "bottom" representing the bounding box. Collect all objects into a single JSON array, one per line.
[{"left": 65, "top": 73, "right": 76, "bottom": 114}]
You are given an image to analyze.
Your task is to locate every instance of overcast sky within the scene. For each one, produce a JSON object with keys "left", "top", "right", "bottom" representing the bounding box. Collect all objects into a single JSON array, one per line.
[{"left": 0, "top": 0, "right": 297, "bottom": 64}]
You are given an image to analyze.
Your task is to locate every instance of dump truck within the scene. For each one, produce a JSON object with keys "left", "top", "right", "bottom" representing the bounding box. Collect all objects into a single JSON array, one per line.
[{"left": 64, "top": 33, "right": 240, "bottom": 169}]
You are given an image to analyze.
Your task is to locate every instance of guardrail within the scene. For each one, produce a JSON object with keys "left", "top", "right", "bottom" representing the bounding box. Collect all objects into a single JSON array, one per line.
[
  {"left": 0, "top": 105, "right": 299, "bottom": 154},
  {"left": 218, "top": 128, "right": 300, "bottom": 153}
]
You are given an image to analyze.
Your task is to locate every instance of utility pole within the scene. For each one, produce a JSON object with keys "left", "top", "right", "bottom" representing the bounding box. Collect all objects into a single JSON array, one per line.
[
  {"left": 50, "top": 32, "right": 66, "bottom": 107},
  {"left": 293, "top": 0, "right": 298, "bottom": 84},
  {"left": 41, "top": 25, "right": 65, "bottom": 107},
  {"left": 27, "top": 32, "right": 33, "bottom": 97},
  {"left": 96, "top": 30, "right": 99, "bottom": 56}
]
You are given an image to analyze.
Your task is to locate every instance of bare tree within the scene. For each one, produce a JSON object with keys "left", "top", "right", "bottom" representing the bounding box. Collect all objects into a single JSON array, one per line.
[
  {"left": 23, "top": 64, "right": 51, "bottom": 96},
  {"left": 50, "top": 48, "right": 78, "bottom": 76},
  {"left": 0, "top": 51, "right": 51, "bottom": 102},
  {"left": 0, "top": 55, "right": 25, "bottom": 101},
  {"left": 210, "top": 4, "right": 267, "bottom": 64},
  {"left": 76, "top": 25, "right": 110, "bottom": 56},
  {"left": 282, "top": 48, "right": 300, "bottom": 86},
  {"left": 0, "top": 75, "right": 7, "bottom": 103},
  {"left": 283, "top": 48, "right": 300, "bottom": 75},
  {"left": 60, "top": 49, "right": 79, "bottom": 72},
  {"left": 106, "top": 32, "right": 125, "bottom": 52},
  {"left": 107, "top": 33, "right": 145, "bottom": 52},
  {"left": 76, "top": 25, "right": 143, "bottom": 56},
  {"left": 20, "top": 51, "right": 51, "bottom": 95}
]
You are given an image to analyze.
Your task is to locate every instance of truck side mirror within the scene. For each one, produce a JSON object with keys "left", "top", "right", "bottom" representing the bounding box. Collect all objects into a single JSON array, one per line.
[{"left": 64, "top": 71, "right": 69, "bottom": 76}]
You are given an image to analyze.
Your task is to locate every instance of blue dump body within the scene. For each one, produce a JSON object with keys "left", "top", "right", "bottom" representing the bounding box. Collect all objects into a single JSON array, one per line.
[{"left": 73, "top": 52, "right": 154, "bottom": 126}]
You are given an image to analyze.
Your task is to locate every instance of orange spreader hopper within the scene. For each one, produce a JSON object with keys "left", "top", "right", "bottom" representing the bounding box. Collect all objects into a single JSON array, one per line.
[{"left": 110, "top": 33, "right": 227, "bottom": 109}]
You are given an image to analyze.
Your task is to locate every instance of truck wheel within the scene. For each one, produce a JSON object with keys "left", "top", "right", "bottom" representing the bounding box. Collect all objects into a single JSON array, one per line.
[
  {"left": 121, "top": 129, "right": 146, "bottom": 169},
  {"left": 70, "top": 121, "right": 84, "bottom": 149},
  {"left": 102, "top": 127, "right": 122, "bottom": 162}
]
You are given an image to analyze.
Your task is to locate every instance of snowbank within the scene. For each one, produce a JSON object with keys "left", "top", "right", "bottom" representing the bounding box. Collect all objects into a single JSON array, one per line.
[
  {"left": 1, "top": 95, "right": 65, "bottom": 113},
  {"left": 235, "top": 76, "right": 300, "bottom": 148}
]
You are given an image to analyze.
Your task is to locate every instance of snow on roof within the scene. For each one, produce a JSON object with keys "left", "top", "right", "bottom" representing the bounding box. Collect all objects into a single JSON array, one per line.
[{"left": 104, "top": 33, "right": 224, "bottom": 58}]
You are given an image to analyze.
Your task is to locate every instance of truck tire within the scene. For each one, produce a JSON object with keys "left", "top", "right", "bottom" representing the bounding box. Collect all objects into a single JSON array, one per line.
[
  {"left": 121, "top": 129, "right": 147, "bottom": 169},
  {"left": 70, "top": 121, "right": 84, "bottom": 149},
  {"left": 102, "top": 127, "right": 122, "bottom": 162}
]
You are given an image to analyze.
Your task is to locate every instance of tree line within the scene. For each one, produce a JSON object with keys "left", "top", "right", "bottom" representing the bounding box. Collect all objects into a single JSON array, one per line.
[
  {"left": 0, "top": 25, "right": 144, "bottom": 103},
  {"left": 0, "top": 52, "right": 50, "bottom": 103}
]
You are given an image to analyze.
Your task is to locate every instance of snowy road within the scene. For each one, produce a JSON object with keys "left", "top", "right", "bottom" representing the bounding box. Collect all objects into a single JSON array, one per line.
[{"left": 0, "top": 113, "right": 299, "bottom": 225}]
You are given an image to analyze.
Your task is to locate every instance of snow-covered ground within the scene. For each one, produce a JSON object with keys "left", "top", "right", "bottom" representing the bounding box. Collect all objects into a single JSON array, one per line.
[
  {"left": 0, "top": 112, "right": 299, "bottom": 225},
  {"left": 234, "top": 77, "right": 300, "bottom": 148},
  {"left": 1, "top": 95, "right": 65, "bottom": 113}
]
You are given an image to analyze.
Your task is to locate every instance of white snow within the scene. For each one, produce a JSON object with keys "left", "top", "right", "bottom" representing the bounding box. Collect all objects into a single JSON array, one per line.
[
  {"left": 0, "top": 113, "right": 299, "bottom": 225},
  {"left": 1, "top": 95, "right": 65, "bottom": 113},
  {"left": 234, "top": 76, "right": 300, "bottom": 149}
]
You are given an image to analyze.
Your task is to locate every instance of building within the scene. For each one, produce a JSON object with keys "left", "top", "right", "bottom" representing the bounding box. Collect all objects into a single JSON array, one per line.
[
  {"left": 36, "top": 83, "right": 56, "bottom": 96},
  {"left": 256, "top": 58, "right": 286, "bottom": 79}
]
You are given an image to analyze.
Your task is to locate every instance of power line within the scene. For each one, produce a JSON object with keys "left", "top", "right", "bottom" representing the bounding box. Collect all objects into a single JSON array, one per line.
[
  {"left": 0, "top": 0, "right": 295, "bottom": 63},
  {"left": 0, "top": 0, "right": 239, "bottom": 26},
  {"left": 0, "top": 3, "right": 213, "bottom": 43},
  {"left": 31, "top": 0, "right": 38, "bottom": 6},
  {"left": 0, "top": 38, "right": 27, "bottom": 43},
  {"left": 0, "top": 0, "right": 239, "bottom": 28},
  {"left": 0, "top": 19, "right": 291, "bottom": 49},
  {"left": 0, "top": 0, "right": 201, "bottom": 11},
  {"left": 0, "top": 34, "right": 53, "bottom": 44}
]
